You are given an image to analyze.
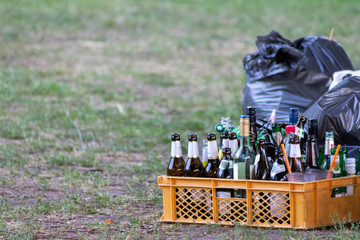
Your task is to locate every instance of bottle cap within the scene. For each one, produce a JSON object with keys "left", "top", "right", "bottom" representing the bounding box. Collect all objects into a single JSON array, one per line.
[
  {"left": 215, "top": 124, "right": 224, "bottom": 133},
  {"left": 171, "top": 133, "right": 180, "bottom": 141},
  {"left": 207, "top": 133, "right": 216, "bottom": 141},
  {"left": 285, "top": 125, "right": 296, "bottom": 134},
  {"left": 246, "top": 106, "right": 256, "bottom": 115},
  {"left": 289, "top": 108, "right": 299, "bottom": 125},
  {"left": 229, "top": 132, "right": 237, "bottom": 140},
  {"left": 188, "top": 133, "right": 197, "bottom": 141}
]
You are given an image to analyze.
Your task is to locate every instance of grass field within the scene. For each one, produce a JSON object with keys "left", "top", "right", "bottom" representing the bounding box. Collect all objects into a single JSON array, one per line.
[{"left": 1, "top": 0, "right": 360, "bottom": 239}]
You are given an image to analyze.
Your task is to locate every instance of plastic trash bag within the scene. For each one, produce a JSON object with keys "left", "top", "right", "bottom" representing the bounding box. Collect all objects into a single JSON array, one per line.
[
  {"left": 242, "top": 30, "right": 353, "bottom": 123},
  {"left": 303, "top": 76, "right": 360, "bottom": 145}
]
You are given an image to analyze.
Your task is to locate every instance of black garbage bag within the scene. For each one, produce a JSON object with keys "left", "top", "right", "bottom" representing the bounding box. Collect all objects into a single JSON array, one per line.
[
  {"left": 242, "top": 30, "right": 353, "bottom": 122},
  {"left": 303, "top": 76, "right": 360, "bottom": 145}
]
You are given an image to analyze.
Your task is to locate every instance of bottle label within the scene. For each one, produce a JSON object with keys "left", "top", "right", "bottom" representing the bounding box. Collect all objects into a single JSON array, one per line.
[
  {"left": 295, "top": 127, "right": 304, "bottom": 138},
  {"left": 325, "top": 139, "right": 334, "bottom": 155},
  {"left": 187, "top": 142, "right": 193, "bottom": 158},
  {"left": 207, "top": 141, "right": 218, "bottom": 158},
  {"left": 222, "top": 139, "right": 229, "bottom": 148},
  {"left": 289, "top": 144, "right": 301, "bottom": 158},
  {"left": 175, "top": 141, "right": 182, "bottom": 157},
  {"left": 271, "top": 162, "right": 286, "bottom": 175},
  {"left": 332, "top": 155, "right": 340, "bottom": 174},
  {"left": 171, "top": 142, "right": 176, "bottom": 157},
  {"left": 254, "top": 154, "right": 260, "bottom": 165},
  {"left": 192, "top": 142, "right": 199, "bottom": 157},
  {"left": 234, "top": 162, "right": 246, "bottom": 179},
  {"left": 219, "top": 160, "right": 229, "bottom": 170},
  {"left": 217, "top": 191, "right": 231, "bottom": 198},
  {"left": 249, "top": 165, "right": 255, "bottom": 179},
  {"left": 229, "top": 140, "right": 239, "bottom": 157}
]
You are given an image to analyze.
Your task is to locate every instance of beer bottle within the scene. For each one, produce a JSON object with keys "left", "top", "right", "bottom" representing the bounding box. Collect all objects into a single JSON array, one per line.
[
  {"left": 282, "top": 125, "right": 295, "bottom": 157},
  {"left": 308, "top": 119, "right": 318, "bottom": 139},
  {"left": 234, "top": 116, "right": 256, "bottom": 180},
  {"left": 167, "top": 133, "right": 185, "bottom": 176},
  {"left": 270, "top": 149, "right": 288, "bottom": 181},
  {"left": 272, "top": 123, "right": 281, "bottom": 147},
  {"left": 229, "top": 132, "right": 239, "bottom": 159},
  {"left": 254, "top": 138, "right": 271, "bottom": 180},
  {"left": 201, "top": 140, "right": 208, "bottom": 167},
  {"left": 289, "top": 108, "right": 299, "bottom": 125},
  {"left": 218, "top": 131, "right": 229, "bottom": 161},
  {"left": 217, "top": 147, "right": 232, "bottom": 178},
  {"left": 217, "top": 147, "right": 234, "bottom": 196},
  {"left": 321, "top": 131, "right": 335, "bottom": 170},
  {"left": 184, "top": 134, "right": 204, "bottom": 177},
  {"left": 342, "top": 147, "right": 348, "bottom": 175},
  {"left": 295, "top": 115, "right": 307, "bottom": 166},
  {"left": 331, "top": 148, "right": 346, "bottom": 197},
  {"left": 288, "top": 135, "right": 304, "bottom": 172},
  {"left": 306, "top": 135, "right": 319, "bottom": 169},
  {"left": 247, "top": 106, "right": 257, "bottom": 152},
  {"left": 204, "top": 133, "right": 219, "bottom": 178}
]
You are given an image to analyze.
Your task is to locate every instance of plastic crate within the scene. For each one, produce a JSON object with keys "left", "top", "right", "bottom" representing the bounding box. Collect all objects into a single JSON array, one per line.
[{"left": 158, "top": 175, "right": 360, "bottom": 229}]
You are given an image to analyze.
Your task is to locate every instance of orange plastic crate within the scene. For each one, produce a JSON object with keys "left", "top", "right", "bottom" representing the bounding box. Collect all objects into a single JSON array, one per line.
[{"left": 158, "top": 175, "right": 360, "bottom": 229}]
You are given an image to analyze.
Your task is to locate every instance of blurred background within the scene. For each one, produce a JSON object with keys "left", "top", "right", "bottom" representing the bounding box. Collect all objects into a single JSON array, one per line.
[{"left": 0, "top": 0, "right": 359, "bottom": 239}]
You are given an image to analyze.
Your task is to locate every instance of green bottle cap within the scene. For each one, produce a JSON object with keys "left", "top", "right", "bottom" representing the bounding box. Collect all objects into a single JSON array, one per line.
[{"left": 215, "top": 124, "right": 224, "bottom": 133}]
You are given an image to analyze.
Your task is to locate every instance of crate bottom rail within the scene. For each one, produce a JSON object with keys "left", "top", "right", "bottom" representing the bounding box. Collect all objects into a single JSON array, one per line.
[{"left": 157, "top": 175, "right": 360, "bottom": 229}]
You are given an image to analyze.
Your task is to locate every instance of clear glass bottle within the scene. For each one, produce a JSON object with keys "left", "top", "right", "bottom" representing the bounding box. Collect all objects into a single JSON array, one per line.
[{"left": 234, "top": 116, "right": 256, "bottom": 179}]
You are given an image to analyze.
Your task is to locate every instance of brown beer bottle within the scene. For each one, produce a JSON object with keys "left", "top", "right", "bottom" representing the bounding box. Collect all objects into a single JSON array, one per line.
[
  {"left": 167, "top": 133, "right": 185, "bottom": 176},
  {"left": 184, "top": 134, "right": 205, "bottom": 177},
  {"left": 204, "top": 133, "right": 219, "bottom": 178},
  {"left": 254, "top": 138, "right": 271, "bottom": 180},
  {"left": 288, "top": 134, "right": 304, "bottom": 172}
]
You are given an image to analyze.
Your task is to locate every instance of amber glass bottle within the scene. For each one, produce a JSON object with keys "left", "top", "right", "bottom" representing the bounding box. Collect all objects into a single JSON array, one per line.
[
  {"left": 167, "top": 133, "right": 185, "bottom": 176},
  {"left": 184, "top": 134, "right": 204, "bottom": 177}
]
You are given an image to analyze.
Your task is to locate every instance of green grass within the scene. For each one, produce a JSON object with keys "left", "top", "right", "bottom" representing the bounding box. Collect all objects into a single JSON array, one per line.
[{"left": 0, "top": 0, "right": 360, "bottom": 238}]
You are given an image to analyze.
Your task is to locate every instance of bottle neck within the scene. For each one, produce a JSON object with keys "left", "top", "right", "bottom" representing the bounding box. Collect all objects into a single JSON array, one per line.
[
  {"left": 175, "top": 140, "right": 182, "bottom": 157},
  {"left": 239, "top": 135, "right": 250, "bottom": 147},
  {"left": 192, "top": 141, "right": 199, "bottom": 157},
  {"left": 171, "top": 141, "right": 176, "bottom": 157},
  {"left": 187, "top": 141, "right": 193, "bottom": 158},
  {"left": 207, "top": 140, "right": 218, "bottom": 159}
]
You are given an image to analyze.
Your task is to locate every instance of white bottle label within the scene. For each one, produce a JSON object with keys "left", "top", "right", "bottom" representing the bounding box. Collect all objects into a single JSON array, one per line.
[
  {"left": 217, "top": 191, "right": 231, "bottom": 198},
  {"left": 187, "top": 142, "right": 193, "bottom": 158},
  {"left": 175, "top": 141, "right": 182, "bottom": 157},
  {"left": 271, "top": 162, "right": 286, "bottom": 176},
  {"left": 254, "top": 154, "right": 260, "bottom": 165},
  {"left": 229, "top": 140, "right": 239, "bottom": 158},
  {"left": 289, "top": 144, "right": 301, "bottom": 158},
  {"left": 219, "top": 160, "right": 229, "bottom": 170},
  {"left": 207, "top": 141, "right": 218, "bottom": 158},
  {"left": 222, "top": 139, "right": 229, "bottom": 148},
  {"left": 171, "top": 142, "right": 176, "bottom": 157},
  {"left": 192, "top": 142, "right": 199, "bottom": 157}
]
